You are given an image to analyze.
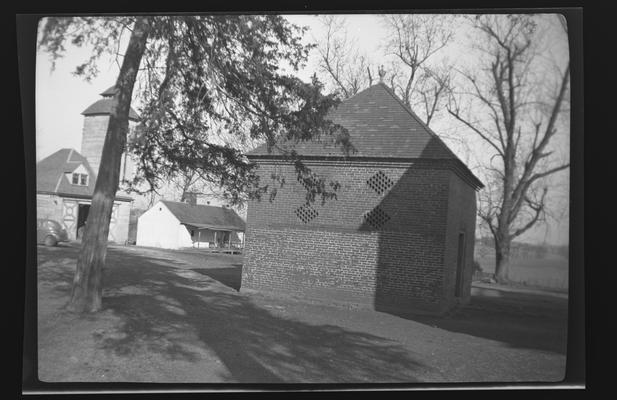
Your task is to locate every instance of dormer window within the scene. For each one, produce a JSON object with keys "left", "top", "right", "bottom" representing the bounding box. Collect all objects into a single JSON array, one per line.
[{"left": 72, "top": 173, "right": 88, "bottom": 186}]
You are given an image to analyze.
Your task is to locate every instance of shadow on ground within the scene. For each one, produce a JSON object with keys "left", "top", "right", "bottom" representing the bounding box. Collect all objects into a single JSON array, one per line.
[
  {"left": 383, "top": 288, "right": 568, "bottom": 355},
  {"left": 37, "top": 245, "right": 432, "bottom": 383},
  {"left": 191, "top": 266, "right": 243, "bottom": 292},
  {"left": 178, "top": 248, "right": 568, "bottom": 357},
  {"left": 161, "top": 247, "right": 569, "bottom": 357}
]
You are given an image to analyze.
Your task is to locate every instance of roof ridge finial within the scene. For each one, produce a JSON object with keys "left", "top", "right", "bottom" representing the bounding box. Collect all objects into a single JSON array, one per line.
[{"left": 378, "top": 65, "right": 386, "bottom": 83}]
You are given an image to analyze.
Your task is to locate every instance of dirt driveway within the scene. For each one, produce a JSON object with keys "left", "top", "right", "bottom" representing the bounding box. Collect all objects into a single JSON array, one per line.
[{"left": 35, "top": 243, "right": 568, "bottom": 384}]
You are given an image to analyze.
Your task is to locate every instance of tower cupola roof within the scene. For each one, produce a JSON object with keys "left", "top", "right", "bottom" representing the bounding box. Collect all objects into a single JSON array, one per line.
[
  {"left": 99, "top": 85, "right": 119, "bottom": 97},
  {"left": 81, "top": 85, "right": 140, "bottom": 121}
]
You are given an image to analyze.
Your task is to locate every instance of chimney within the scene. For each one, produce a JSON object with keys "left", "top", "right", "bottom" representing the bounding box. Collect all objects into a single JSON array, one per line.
[
  {"left": 378, "top": 65, "right": 386, "bottom": 83},
  {"left": 183, "top": 192, "right": 197, "bottom": 206}
]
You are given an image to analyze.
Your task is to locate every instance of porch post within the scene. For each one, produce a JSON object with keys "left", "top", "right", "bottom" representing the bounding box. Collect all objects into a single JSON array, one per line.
[{"left": 198, "top": 230, "right": 201, "bottom": 248}]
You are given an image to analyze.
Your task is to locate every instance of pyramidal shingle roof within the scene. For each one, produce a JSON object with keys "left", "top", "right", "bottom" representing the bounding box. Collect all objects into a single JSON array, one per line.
[
  {"left": 82, "top": 86, "right": 140, "bottom": 121},
  {"left": 247, "top": 82, "right": 483, "bottom": 189},
  {"left": 36, "top": 148, "right": 132, "bottom": 200},
  {"left": 248, "top": 83, "right": 457, "bottom": 159}
]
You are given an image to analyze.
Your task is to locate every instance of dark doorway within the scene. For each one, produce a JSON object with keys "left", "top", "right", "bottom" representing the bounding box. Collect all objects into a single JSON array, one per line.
[
  {"left": 455, "top": 232, "right": 466, "bottom": 297},
  {"left": 77, "top": 203, "right": 91, "bottom": 239}
]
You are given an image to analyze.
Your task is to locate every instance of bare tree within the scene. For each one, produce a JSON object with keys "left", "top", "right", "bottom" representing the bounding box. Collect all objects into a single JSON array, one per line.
[
  {"left": 313, "top": 14, "right": 455, "bottom": 127},
  {"left": 174, "top": 169, "right": 201, "bottom": 202},
  {"left": 415, "top": 63, "right": 452, "bottom": 127},
  {"left": 315, "top": 15, "right": 374, "bottom": 98},
  {"left": 165, "top": 125, "right": 262, "bottom": 206},
  {"left": 381, "top": 14, "right": 455, "bottom": 126},
  {"left": 447, "top": 15, "right": 570, "bottom": 282}
]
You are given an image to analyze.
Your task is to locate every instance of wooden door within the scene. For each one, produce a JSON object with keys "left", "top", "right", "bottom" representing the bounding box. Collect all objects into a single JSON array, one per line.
[{"left": 455, "top": 232, "right": 466, "bottom": 297}]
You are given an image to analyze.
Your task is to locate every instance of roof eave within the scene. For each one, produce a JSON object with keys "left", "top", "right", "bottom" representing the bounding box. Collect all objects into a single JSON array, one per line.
[
  {"left": 181, "top": 222, "right": 245, "bottom": 232},
  {"left": 81, "top": 111, "right": 140, "bottom": 122},
  {"left": 247, "top": 154, "right": 484, "bottom": 190},
  {"left": 36, "top": 190, "right": 134, "bottom": 201}
]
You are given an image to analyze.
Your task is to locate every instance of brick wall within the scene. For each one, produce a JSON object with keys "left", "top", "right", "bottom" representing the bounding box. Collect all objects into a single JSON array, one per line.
[
  {"left": 245, "top": 161, "right": 450, "bottom": 230},
  {"left": 242, "top": 160, "right": 460, "bottom": 314},
  {"left": 441, "top": 171, "right": 478, "bottom": 310}
]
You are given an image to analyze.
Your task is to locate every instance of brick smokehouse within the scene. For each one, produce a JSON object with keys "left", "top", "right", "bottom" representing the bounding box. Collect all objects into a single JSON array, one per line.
[{"left": 241, "top": 83, "right": 484, "bottom": 315}]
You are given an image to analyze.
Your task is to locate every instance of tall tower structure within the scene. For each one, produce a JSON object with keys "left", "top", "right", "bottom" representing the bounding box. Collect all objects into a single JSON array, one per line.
[{"left": 80, "top": 86, "right": 140, "bottom": 180}]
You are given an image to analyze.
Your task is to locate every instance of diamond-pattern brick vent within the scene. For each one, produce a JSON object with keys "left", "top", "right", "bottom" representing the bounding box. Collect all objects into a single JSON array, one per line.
[
  {"left": 367, "top": 171, "right": 394, "bottom": 195},
  {"left": 297, "top": 175, "right": 316, "bottom": 191},
  {"left": 363, "top": 206, "right": 391, "bottom": 230},
  {"left": 295, "top": 203, "right": 319, "bottom": 223}
]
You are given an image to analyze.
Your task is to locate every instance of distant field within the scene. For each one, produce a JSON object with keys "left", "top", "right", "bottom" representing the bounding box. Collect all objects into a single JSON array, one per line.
[{"left": 474, "top": 245, "right": 569, "bottom": 292}]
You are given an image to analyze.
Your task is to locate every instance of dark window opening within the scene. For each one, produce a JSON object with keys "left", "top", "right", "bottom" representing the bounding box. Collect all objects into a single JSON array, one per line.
[{"left": 71, "top": 173, "right": 88, "bottom": 186}]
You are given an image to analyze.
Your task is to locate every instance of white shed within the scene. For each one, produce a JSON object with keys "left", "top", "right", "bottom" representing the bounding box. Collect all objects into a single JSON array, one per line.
[{"left": 136, "top": 200, "right": 246, "bottom": 250}]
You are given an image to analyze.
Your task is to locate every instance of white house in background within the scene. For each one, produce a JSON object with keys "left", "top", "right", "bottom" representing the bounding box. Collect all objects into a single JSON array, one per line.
[{"left": 136, "top": 200, "right": 246, "bottom": 250}]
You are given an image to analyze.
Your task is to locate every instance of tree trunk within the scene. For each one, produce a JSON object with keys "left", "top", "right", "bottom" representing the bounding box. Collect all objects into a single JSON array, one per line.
[
  {"left": 67, "top": 18, "right": 151, "bottom": 313},
  {"left": 494, "top": 237, "right": 512, "bottom": 283}
]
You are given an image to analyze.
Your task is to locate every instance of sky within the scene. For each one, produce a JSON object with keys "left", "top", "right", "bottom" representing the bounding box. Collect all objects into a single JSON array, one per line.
[
  {"left": 35, "top": 14, "right": 390, "bottom": 162},
  {"left": 34, "top": 14, "right": 571, "bottom": 245}
]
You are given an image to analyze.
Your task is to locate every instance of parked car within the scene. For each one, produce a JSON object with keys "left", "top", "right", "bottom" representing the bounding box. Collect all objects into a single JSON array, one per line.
[{"left": 37, "top": 219, "right": 69, "bottom": 246}]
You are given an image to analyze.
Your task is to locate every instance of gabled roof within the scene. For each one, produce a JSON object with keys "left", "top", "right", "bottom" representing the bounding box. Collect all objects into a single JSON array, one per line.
[
  {"left": 246, "top": 82, "right": 483, "bottom": 189},
  {"left": 82, "top": 85, "right": 140, "bottom": 121},
  {"left": 161, "top": 201, "right": 246, "bottom": 232},
  {"left": 36, "top": 148, "right": 132, "bottom": 200},
  {"left": 37, "top": 148, "right": 96, "bottom": 197}
]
